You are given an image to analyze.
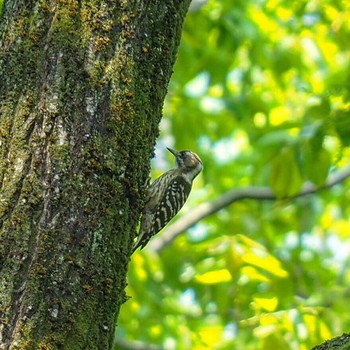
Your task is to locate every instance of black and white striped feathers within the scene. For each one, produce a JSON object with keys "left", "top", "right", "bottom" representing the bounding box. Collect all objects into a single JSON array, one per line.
[{"left": 132, "top": 148, "right": 203, "bottom": 252}]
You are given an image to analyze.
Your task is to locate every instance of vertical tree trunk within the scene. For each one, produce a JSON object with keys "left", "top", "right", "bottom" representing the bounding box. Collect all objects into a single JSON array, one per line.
[{"left": 0, "top": 1, "right": 190, "bottom": 348}]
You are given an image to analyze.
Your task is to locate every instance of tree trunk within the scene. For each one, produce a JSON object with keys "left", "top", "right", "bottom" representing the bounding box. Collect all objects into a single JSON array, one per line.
[
  {"left": 0, "top": 1, "right": 190, "bottom": 348},
  {"left": 312, "top": 334, "right": 350, "bottom": 350}
]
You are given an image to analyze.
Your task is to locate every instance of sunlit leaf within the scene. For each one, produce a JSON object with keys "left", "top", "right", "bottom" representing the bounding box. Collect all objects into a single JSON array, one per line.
[
  {"left": 243, "top": 252, "right": 289, "bottom": 278},
  {"left": 240, "top": 266, "right": 270, "bottom": 283},
  {"left": 253, "top": 296, "right": 279, "bottom": 312},
  {"left": 195, "top": 268, "right": 232, "bottom": 284},
  {"left": 196, "top": 325, "right": 223, "bottom": 349}
]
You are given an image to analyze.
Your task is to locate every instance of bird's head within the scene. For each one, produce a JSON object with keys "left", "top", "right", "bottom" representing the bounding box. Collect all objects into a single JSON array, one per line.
[{"left": 167, "top": 147, "right": 203, "bottom": 180}]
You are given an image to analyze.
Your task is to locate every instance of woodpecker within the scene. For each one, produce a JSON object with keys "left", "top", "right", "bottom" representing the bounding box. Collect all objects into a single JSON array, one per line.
[{"left": 132, "top": 148, "right": 203, "bottom": 252}]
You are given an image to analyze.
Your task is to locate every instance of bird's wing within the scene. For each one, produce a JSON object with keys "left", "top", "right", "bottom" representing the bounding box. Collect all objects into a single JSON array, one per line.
[
  {"left": 150, "top": 175, "right": 192, "bottom": 235},
  {"left": 142, "top": 173, "right": 172, "bottom": 212},
  {"left": 133, "top": 175, "right": 192, "bottom": 251}
]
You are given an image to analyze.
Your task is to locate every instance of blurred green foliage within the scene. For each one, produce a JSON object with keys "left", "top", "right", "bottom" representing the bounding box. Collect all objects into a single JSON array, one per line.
[{"left": 117, "top": 0, "right": 350, "bottom": 349}]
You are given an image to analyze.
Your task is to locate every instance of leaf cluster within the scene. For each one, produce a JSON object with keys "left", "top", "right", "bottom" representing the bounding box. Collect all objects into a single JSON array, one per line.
[{"left": 118, "top": 1, "right": 350, "bottom": 349}]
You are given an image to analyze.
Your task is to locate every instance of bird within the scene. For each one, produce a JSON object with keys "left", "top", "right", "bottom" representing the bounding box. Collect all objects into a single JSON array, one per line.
[{"left": 132, "top": 147, "right": 203, "bottom": 252}]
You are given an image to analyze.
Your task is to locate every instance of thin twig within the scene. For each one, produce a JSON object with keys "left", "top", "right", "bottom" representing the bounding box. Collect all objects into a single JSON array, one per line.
[{"left": 149, "top": 165, "right": 350, "bottom": 252}]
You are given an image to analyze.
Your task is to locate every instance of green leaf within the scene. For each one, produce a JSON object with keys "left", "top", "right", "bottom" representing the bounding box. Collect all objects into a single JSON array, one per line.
[
  {"left": 305, "top": 147, "right": 331, "bottom": 186},
  {"left": 333, "top": 109, "right": 350, "bottom": 146},
  {"left": 270, "top": 147, "right": 303, "bottom": 197}
]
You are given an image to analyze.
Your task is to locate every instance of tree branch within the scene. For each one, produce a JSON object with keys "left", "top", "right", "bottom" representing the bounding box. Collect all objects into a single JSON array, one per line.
[{"left": 149, "top": 165, "right": 350, "bottom": 252}]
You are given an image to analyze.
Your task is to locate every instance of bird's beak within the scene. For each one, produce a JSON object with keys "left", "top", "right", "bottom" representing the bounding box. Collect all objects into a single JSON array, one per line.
[{"left": 167, "top": 147, "right": 180, "bottom": 157}]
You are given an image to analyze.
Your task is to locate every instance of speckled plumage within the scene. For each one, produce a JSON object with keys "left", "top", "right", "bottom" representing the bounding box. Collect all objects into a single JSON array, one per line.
[{"left": 132, "top": 148, "right": 203, "bottom": 252}]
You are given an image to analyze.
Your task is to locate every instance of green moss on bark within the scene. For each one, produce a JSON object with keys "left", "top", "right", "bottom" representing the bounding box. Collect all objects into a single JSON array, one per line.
[{"left": 0, "top": 0, "right": 191, "bottom": 348}]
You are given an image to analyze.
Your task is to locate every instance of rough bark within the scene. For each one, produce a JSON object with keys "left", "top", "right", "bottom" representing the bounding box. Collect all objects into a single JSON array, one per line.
[
  {"left": 0, "top": 0, "right": 190, "bottom": 348},
  {"left": 311, "top": 334, "right": 350, "bottom": 350}
]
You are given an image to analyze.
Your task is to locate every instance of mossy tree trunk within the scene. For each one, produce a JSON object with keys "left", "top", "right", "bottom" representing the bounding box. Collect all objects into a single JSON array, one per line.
[
  {"left": 0, "top": 1, "right": 190, "bottom": 348},
  {"left": 312, "top": 334, "right": 350, "bottom": 350}
]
